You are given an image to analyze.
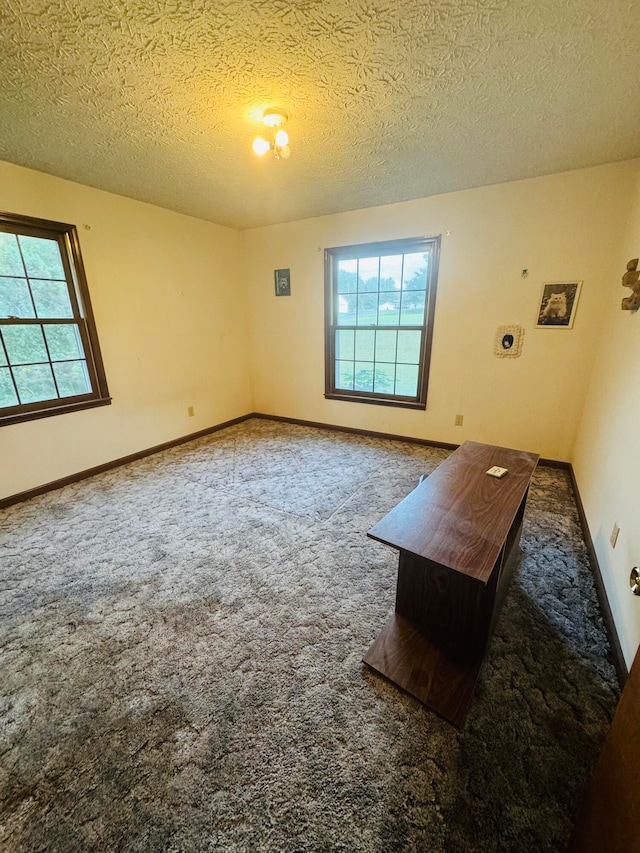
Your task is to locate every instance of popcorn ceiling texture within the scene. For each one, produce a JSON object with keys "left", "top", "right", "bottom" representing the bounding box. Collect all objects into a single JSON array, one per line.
[{"left": 1, "top": 0, "right": 640, "bottom": 228}]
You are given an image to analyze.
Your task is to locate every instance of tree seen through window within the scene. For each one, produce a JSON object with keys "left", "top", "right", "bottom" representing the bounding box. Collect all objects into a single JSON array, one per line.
[
  {"left": 325, "top": 237, "right": 440, "bottom": 408},
  {"left": 0, "top": 212, "right": 110, "bottom": 425}
]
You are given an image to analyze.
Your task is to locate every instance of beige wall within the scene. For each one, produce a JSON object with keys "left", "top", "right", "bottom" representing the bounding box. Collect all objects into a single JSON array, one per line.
[
  {"left": 0, "top": 162, "right": 252, "bottom": 500},
  {"left": 3, "top": 157, "right": 639, "bottom": 665},
  {"left": 244, "top": 162, "right": 636, "bottom": 461},
  {"left": 573, "top": 166, "right": 640, "bottom": 669}
]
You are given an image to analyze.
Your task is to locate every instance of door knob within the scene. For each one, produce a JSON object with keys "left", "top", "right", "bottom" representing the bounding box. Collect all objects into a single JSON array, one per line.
[{"left": 630, "top": 567, "right": 640, "bottom": 596}]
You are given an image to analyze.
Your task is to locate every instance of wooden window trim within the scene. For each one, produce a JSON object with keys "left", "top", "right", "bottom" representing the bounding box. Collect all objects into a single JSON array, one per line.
[
  {"left": 324, "top": 235, "right": 440, "bottom": 409},
  {"left": 0, "top": 211, "right": 111, "bottom": 426}
]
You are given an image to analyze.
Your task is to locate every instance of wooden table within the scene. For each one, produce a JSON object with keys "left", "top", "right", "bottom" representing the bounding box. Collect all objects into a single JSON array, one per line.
[{"left": 363, "top": 440, "right": 539, "bottom": 727}]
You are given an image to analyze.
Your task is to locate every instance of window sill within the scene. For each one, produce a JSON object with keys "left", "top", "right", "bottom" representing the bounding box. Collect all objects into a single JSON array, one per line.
[
  {"left": 325, "top": 392, "right": 426, "bottom": 410},
  {"left": 0, "top": 396, "right": 112, "bottom": 428}
]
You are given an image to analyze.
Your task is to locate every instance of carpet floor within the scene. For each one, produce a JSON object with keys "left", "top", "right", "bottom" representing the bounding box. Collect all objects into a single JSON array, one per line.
[{"left": 0, "top": 418, "right": 619, "bottom": 852}]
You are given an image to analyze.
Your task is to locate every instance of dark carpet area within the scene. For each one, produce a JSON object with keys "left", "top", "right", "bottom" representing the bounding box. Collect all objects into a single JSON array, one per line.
[{"left": 0, "top": 419, "right": 619, "bottom": 851}]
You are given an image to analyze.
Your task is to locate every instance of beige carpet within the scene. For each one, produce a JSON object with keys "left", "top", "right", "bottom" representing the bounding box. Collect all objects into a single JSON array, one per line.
[{"left": 0, "top": 419, "right": 619, "bottom": 851}]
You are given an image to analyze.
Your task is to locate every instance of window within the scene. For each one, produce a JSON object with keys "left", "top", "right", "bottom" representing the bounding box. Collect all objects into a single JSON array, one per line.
[
  {"left": 324, "top": 235, "right": 440, "bottom": 409},
  {"left": 0, "top": 212, "right": 110, "bottom": 426}
]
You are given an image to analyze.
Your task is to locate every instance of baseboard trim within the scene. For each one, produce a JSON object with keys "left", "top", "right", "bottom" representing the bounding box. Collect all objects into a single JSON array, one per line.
[
  {"left": 3, "top": 411, "right": 573, "bottom": 510},
  {"left": 252, "top": 412, "right": 570, "bottom": 469},
  {"left": 3, "top": 409, "right": 624, "bottom": 683},
  {"left": 0, "top": 413, "right": 255, "bottom": 510},
  {"left": 256, "top": 415, "right": 626, "bottom": 684},
  {"left": 254, "top": 414, "right": 576, "bottom": 469},
  {"left": 252, "top": 412, "right": 461, "bottom": 451},
  {"left": 568, "top": 464, "right": 628, "bottom": 688},
  {"left": 537, "top": 457, "right": 570, "bottom": 469}
]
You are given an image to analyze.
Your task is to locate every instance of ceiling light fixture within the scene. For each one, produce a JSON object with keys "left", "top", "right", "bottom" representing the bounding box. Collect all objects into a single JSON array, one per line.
[{"left": 252, "top": 108, "right": 291, "bottom": 160}]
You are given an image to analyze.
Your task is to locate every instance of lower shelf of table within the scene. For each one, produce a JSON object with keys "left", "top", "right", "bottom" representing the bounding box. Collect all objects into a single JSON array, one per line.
[{"left": 362, "top": 612, "right": 484, "bottom": 728}]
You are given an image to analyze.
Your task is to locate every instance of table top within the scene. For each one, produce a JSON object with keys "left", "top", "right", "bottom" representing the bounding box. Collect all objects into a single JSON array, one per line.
[{"left": 367, "top": 440, "right": 539, "bottom": 583}]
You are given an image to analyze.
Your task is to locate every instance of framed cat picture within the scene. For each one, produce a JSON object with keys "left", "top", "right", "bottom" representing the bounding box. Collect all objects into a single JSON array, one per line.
[{"left": 535, "top": 281, "right": 582, "bottom": 328}]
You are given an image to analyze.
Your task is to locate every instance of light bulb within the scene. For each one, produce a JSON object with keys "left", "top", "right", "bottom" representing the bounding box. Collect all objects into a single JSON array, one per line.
[
  {"left": 274, "top": 129, "right": 289, "bottom": 147},
  {"left": 279, "top": 144, "right": 291, "bottom": 159},
  {"left": 252, "top": 136, "right": 270, "bottom": 156}
]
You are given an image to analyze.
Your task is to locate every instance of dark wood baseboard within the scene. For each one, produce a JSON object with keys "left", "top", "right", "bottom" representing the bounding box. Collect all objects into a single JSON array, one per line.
[
  {"left": 0, "top": 413, "right": 254, "bottom": 510},
  {"left": 4, "top": 404, "right": 624, "bottom": 685},
  {"left": 257, "top": 415, "right": 627, "bottom": 687},
  {"left": 538, "top": 457, "right": 570, "bottom": 469},
  {"left": 0, "top": 412, "right": 462, "bottom": 510},
  {"left": 568, "top": 464, "right": 628, "bottom": 688},
  {"left": 2, "top": 411, "right": 573, "bottom": 510},
  {"left": 252, "top": 412, "right": 461, "bottom": 450},
  {"left": 255, "top": 413, "right": 574, "bottom": 468},
  {"left": 1, "top": 409, "right": 628, "bottom": 684}
]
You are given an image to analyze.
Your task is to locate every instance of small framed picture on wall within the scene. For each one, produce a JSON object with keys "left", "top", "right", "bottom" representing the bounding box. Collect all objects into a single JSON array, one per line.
[
  {"left": 535, "top": 281, "right": 582, "bottom": 328},
  {"left": 274, "top": 268, "right": 291, "bottom": 297}
]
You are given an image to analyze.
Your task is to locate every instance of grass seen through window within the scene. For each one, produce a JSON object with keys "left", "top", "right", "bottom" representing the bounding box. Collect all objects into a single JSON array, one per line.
[{"left": 325, "top": 237, "right": 440, "bottom": 408}]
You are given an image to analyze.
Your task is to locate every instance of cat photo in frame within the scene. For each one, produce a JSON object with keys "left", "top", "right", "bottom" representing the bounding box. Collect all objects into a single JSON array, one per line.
[{"left": 535, "top": 281, "right": 582, "bottom": 328}]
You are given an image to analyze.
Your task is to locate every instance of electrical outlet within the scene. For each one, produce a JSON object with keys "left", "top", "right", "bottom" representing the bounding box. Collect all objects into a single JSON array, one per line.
[
  {"left": 610, "top": 523, "right": 620, "bottom": 548},
  {"left": 455, "top": 414, "right": 464, "bottom": 426},
  {"left": 188, "top": 406, "right": 195, "bottom": 417}
]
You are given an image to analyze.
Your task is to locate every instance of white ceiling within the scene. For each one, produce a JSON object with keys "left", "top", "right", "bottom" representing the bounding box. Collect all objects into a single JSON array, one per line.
[{"left": 2, "top": 0, "right": 640, "bottom": 230}]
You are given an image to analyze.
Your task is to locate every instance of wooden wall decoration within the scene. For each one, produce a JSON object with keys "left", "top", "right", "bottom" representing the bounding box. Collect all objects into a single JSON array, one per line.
[
  {"left": 494, "top": 324, "right": 524, "bottom": 357},
  {"left": 621, "top": 258, "right": 640, "bottom": 311},
  {"left": 274, "top": 268, "right": 291, "bottom": 297}
]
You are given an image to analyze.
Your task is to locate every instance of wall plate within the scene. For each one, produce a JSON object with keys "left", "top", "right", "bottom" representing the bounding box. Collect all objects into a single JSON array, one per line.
[{"left": 494, "top": 325, "right": 524, "bottom": 358}]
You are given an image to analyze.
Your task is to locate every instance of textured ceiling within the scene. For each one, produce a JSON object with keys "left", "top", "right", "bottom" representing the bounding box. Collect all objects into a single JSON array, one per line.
[{"left": 1, "top": 0, "right": 640, "bottom": 230}]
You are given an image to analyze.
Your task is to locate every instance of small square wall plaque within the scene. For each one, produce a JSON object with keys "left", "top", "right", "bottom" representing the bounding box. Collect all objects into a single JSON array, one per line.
[
  {"left": 274, "top": 268, "right": 291, "bottom": 296},
  {"left": 494, "top": 325, "right": 524, "bottom": 358}
]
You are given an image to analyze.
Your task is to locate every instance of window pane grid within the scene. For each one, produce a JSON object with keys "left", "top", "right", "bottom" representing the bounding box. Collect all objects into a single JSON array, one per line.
[
  {"left": 0, "top": 325, "right": 20, "bottom": 405},
  {"left": 40, "top": 323, "right": 62, "bottom": 400},
  {"left": 14, "top": 234, "right": 39, "bottom": 319},
  {"left": 12, "top": 363, "right": 57, "bottom": 404},
  {"left": 0, "top": 277, "right": 72, "bottom": 321},
  {"left": 0, "top": 317, "right": 80, "bottom": 324},
  {"left": 0, "top": 234, "right": 74, "bottom": 325},
  {"left": 0, "top": 319, "right": 90, "bottom": 401},
  {"left": 53, "top": 359, "right": 92, "bottom": 398},
  {"left": 0, "top": 214, "right": 107, "bottom": 422},
  {"left": 0, "top": 273, "right": 66, "bottom": 282},
  {"left": 0, "top": 363, "right": 91, "bottom": 405},
  {"left": 326, "top": 236, "right": 440, "bottom": 407},
  {"left": 331, "top": 326, "right": 424, "bottom": 398},
  {"left": 393, "top": 324, "right": 400, "bottom": 395},
  {"left": 337, "top": 286, "right": 430, "bottom": 328},
  {"left": 0, "top": 356, "right": 89, "bottom": 367},
  {"left": 18, "top": 234, "right": 65, "bottom": 279},
  {"left": 332, "top": 324, "right": 423, "bottom": 331},
  {"left": 0, "top": 367, "right": 19, "bottom": 407}
]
